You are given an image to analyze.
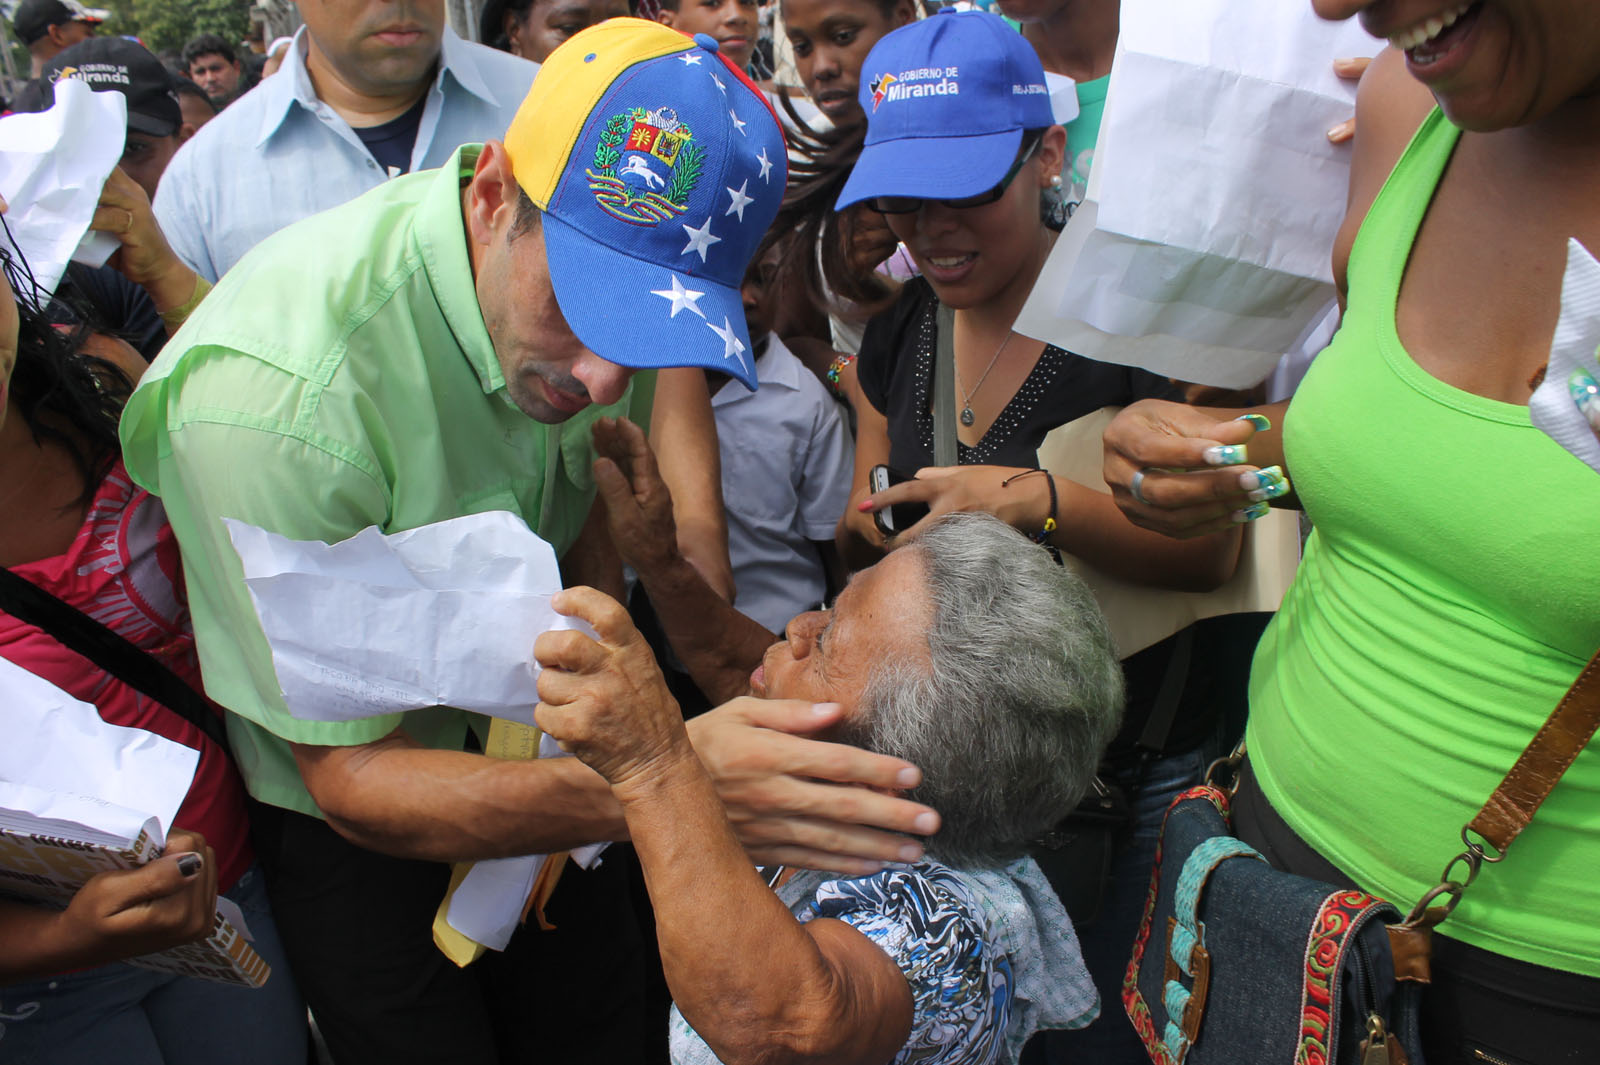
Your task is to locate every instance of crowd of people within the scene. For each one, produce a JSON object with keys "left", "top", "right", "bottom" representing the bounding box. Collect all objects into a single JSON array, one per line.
[{"left": 0, "top": 0, "right": 1596, "bottom": 1064}]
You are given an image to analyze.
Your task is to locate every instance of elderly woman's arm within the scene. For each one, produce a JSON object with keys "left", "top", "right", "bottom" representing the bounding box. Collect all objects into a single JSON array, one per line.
[
  {"left": 589, "top": 416, "right": 774, "bottom": 704},
  {"left": 535, "top": 589, "right": 914, "bottom": 1065}
]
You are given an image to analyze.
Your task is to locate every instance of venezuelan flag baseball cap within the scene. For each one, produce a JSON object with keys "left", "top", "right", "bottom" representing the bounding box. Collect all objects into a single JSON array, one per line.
[
  {"left": 504, "top": 19, "right": 787, "bottom": 390},
  {"left": 835, "top": 10, "right": 1055, "bottom": 211}
]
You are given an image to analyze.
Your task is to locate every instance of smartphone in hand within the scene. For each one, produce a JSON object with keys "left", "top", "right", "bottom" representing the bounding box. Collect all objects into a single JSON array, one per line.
[{"left": 868, "top": 465, "right": 931, "bottom": 538}]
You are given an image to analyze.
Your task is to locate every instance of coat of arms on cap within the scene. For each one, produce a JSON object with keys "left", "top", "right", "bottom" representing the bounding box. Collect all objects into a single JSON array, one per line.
[{"left": 587, "top": 106, "right": 707, "bottom": 225}]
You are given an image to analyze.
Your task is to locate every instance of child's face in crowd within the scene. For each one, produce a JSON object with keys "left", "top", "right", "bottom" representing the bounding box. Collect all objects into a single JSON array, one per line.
[
  {"left": 660, "top": 0, "right": 759, "bottom": 71},
  {"left": 884, "top": 127, "right": 1064, "bottom": 311},
  {"left": 740, "top": 244, "right": 781, "bottom": 342},
  {"left": 508, "top": 0, "right": 630, "bottom": 63},
  {"left": 1309, "top": 0, "right": 1600, "bottom": 131},
  {"left": 782, "top": 0, "right": 914, "bottom": 125}
]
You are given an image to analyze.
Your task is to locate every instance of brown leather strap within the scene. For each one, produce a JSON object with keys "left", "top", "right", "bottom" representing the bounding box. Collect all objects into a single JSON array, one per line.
[{"left": 1468, "top": 648, "right": 1600, "bottom": 854}]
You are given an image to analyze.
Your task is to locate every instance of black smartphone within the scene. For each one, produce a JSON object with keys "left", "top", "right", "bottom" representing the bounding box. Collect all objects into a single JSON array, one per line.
[{"left": 868, "top": 465, "right": 931, "bottom": 538}]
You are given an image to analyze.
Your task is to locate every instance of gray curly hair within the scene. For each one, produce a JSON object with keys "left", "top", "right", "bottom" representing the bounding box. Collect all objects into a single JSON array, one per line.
[{"left": 840, "top": 512, "right": 1124, "bottom": 868}]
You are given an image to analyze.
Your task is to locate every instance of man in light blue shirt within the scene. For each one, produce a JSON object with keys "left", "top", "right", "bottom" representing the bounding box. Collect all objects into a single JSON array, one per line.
[{"left": 153, "top": 13, "right": 537, "bottom": 282}]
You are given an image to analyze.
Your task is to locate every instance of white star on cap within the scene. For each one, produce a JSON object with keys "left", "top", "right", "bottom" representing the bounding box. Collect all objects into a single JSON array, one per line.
[
  {"left": 651, "top": 274, "right": 707, "bottom": 319},
  {"left": 680, "top": 216, "right": 722, "bottom": 262},
  {"left": 724, "top": 180, "right": 755, "bottom": 223},
  {"left": 728, "top": 109, "right": 748, "bottom": 136},
  {"left": 678, "top": 53, "right": 703, "bottom": 65},
  {"left": 707, "top": 315, "right": 747, "bottom": 367},
  {"left": 756, "top": 147, "right": 773, "bottom": 183},
  {"left": 711, "top": 73, "right": 726, "bottom": 94}
]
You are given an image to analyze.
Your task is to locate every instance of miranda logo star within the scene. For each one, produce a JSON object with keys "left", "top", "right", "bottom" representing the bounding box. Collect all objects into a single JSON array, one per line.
[
  {"left": 728, "top": 109, "right": 747, "bottom": 136},
  {"left": 707, "top": 315, "right": 747, "bottom": 366},
  {"left": 650, "top": 274, "right": 707, "bottom": 319},
  {"left": 680, "top": 216, "right": 721, "bottom": 262},
  {"left": 724, "top": 180, "right": 755, "bottom": 223},
  {"left": 711, "top": 73, "right": 726, "bottom": 94},
  {"left": 677, "top": 52, "right": 702, "bottom": 65},
  {"left": 756, "top": 147, "right": 773, "bottom": 183}
]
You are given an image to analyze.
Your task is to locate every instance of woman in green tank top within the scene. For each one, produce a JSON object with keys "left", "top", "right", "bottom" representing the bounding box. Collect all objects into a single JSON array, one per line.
[{"left": 1098, "top": 1, "right": 1600, "bottom": 1061}]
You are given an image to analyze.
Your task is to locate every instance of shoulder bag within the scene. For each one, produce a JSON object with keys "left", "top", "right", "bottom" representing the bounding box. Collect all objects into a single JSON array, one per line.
[
  {"left": 0, "top": 566, "right": 231, "bottom": 754},
  {"left": 1123, "top": 647, "right": 1600, "bottom": 1065}
]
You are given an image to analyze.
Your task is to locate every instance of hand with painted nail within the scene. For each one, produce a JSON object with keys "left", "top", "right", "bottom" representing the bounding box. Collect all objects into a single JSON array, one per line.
[
  {"left": 0, "top": 828, "right": 218, "bottom": 982},
  {"left": 1103, "top": 398, "right": 1293, "bottom": 538},
  {"left": 854, "top": 463, "right": 1053, "bottom": 545},
  {"left": 1572, "top": 369, "right": 1600, "bottom": 439}
]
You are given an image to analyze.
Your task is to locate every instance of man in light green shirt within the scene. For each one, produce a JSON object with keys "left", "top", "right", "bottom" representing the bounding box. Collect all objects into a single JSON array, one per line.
[{"left": 122, "top": 21, "right": 938, "bottom": 1062}]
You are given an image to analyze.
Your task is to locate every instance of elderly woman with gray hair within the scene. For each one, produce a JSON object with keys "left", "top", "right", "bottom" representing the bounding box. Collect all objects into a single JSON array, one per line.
[{"left": 535, "top": 423, "right": 1124, "bottom": 1065}]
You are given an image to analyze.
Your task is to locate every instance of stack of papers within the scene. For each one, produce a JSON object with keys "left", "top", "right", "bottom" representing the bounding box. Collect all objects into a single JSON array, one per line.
[{"left": 0, "top": 658, "right": 268, "bottom": 986}]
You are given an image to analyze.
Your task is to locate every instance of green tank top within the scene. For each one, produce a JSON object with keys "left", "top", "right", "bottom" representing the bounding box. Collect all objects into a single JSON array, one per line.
[{"left": 1245, "top": 109, "right": 1600, "bottom": 976}]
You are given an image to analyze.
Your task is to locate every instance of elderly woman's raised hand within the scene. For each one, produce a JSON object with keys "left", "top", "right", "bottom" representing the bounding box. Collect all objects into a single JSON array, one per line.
[
  {"left": 534, "top": 585, "right": 697, "bottom": 793},
  {"left": 1102, "top": 399, "right": 1291, "bottom": 539}
]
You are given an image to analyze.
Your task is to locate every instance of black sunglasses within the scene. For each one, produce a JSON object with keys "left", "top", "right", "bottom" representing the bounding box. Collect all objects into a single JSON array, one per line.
[{"left": 867, "top": 135, "right": 1043, "bottom": 215}]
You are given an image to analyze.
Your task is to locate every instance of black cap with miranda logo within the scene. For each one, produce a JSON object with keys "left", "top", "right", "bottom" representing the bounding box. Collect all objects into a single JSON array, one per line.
[{"left": 29, "top": 37, "right": 181, "bottom": 137}]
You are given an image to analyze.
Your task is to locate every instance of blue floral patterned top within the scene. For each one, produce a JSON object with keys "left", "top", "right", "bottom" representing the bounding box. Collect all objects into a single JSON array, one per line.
[{"left": 669, "top": 857, "right": 1097, "bottom": 1065}]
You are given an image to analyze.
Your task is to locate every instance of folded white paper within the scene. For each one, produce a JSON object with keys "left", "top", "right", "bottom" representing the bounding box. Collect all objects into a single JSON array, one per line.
[
  {"left": 0, "top": 657, "right": 198, "bottom": 837},
  {"left": 1530, "top": 239, "right": 1600, "bottom": 475},
  {"left": 0, "top": 78, "right": 126, "bottom": 301},
  {"left": 1016, "top": 0, "right": 1380, "bottom": 388},
  {"left": 224, "top": 511, "right": 595, "bottom": 724},
  {"left": 442, "top": 735, "right": 609, "bottom": 949}
]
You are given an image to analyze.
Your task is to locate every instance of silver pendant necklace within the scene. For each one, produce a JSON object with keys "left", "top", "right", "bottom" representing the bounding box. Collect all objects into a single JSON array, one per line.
[{"left": 958, "top": 332, "right": 1012, "bottom": 427}]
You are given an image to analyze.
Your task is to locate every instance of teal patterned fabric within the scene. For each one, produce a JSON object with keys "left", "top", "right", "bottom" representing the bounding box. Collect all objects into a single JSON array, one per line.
[{"left": 669, "top": 857, "right": 1097, "bottom": 1065}]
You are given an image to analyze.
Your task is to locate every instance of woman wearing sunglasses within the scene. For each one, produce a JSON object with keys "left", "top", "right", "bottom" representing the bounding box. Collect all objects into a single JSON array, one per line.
[
  {"left": 834, "top": 17, "right": 1249, "bottom": 1060},
  {"left": 835, "top": 10, "right": 1240, "bottom": 596}
]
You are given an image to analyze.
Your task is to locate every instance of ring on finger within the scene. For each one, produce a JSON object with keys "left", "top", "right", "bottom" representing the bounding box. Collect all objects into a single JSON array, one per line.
[{"left": 1130, "top": 468, "right": 1152, "bottom": 505}]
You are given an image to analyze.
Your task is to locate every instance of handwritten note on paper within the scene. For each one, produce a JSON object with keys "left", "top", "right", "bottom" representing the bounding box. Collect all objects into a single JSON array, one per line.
[{"left": 224, "top": 511, "right": 595, "bottom": 725}]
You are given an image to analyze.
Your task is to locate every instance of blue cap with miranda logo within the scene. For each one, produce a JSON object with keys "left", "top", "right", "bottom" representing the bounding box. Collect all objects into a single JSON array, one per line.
[{"left": 835, "top": 10, "right": 1055, "bottom": 210}]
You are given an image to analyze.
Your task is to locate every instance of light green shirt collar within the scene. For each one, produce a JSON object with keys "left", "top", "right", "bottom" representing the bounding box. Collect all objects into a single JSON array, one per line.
[{"left": 415, "top": 144, "right": 507, "bottom": 399}]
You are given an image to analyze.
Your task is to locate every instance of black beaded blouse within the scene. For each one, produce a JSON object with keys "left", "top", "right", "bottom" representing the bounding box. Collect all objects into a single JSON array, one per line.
[{"left": 856, "top": 279, "right": 1179, "bottom": 473}]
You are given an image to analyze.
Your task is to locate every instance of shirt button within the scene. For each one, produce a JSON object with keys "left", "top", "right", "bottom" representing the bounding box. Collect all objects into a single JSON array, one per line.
[{"left": 368, "top": 160, "right": 378, "bottom": 169}]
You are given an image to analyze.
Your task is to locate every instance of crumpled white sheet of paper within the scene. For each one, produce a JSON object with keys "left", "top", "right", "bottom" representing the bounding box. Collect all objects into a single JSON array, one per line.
[
  {"left": 1530, "top": 239, "right": 1600, "bottom": 475},
  {"left": 0, "top": 656, "right": 198, "bottom": 840},
  {"left": 0, "top": 78, "right": 126, "bottom": 300},
  {"left": 445, "top": 730, "right": 610, "bottom": 952},
  {"left": 224, "top": 511, "right": 595, "bottom": 725},
  {"left": 1016, "top": 0, "right": 1381, "bottom": 388}
]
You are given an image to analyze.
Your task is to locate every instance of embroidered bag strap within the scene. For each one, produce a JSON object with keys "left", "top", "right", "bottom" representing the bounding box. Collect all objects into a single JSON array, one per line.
[
  {"left": 0, "top": 566, "right": 232, "bottom": 754},
  {"left": 933, "top": 302, "right": 958, "bottom": 468},
  {"left": 1402, "top": 645, "right": 1600, "bottom": 930}
]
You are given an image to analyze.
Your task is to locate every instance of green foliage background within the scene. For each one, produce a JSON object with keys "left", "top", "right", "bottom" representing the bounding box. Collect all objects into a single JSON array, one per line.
[{"left": 97, "top": 0, "right": 254, "bottom": 58}]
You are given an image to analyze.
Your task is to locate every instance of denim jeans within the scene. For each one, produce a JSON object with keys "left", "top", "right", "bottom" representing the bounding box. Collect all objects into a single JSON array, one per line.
[{"left": 0, "top": 865, "right": 307, "bottom": 1065}]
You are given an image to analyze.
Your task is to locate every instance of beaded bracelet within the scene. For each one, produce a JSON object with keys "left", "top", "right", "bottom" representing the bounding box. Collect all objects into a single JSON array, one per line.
[
  {"left": 1000, "top": 467, "right": 1063, "bottom": 565},
  {"left": 825, "top": 353, "right": 857, "bottom": 398}
]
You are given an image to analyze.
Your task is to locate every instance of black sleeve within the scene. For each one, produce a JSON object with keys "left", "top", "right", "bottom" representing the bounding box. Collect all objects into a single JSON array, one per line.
[
  {"left": 1126, "top": 365, "right": 1184, "bottom": 404},
  {"left": 855, "top": 280, "right": 928, "bottom": 418}
]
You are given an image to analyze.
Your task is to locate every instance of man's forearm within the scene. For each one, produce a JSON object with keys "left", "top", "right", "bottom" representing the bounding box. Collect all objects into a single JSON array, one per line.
[{"left": 294, "top": 730, "right": 627, "bottom": 862}]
